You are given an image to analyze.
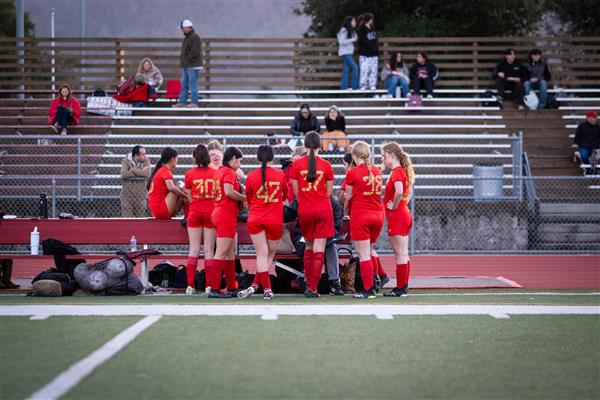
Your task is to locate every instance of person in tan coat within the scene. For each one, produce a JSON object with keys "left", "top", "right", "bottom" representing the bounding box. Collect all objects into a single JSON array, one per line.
[{"left": 121, "top": 145, "right": 151, "bottom": 217}]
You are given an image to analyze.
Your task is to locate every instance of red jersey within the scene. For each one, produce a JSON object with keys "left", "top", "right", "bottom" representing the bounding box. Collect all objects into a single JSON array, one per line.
[
  {"left": 289, "top": 155, "right": 334, "bottom": 211},
  {"left": 345, "top": 163, "right": 384, "bottom": 215},
  {"left": 246, "top": 167, "right": 287, "bottom": 225},
  {"left": 383, "top": 166, "right": 410, "bottom": 211},
  {"left": 148, "top": 165, "right": 173, "bottom": 206},
  {"left": 213, "top": 166, "right": 240, "bottom": 216},
  {"left": 184, "top": 167, "right": 216, "bottom": 213}
]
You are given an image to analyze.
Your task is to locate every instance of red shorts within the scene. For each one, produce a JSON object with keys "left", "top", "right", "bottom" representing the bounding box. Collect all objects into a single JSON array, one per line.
[
  {"left": 298, "top": 210, "right": 334, "bottom": 241},
  {"left": 247, "top": 220, "right": 283, "bottom": 241},
  {"left": 350, "top": 210, "right": 384, "bottom": 243},
  {"left": 212, "top": 212, "right": 237, "bottom": 238},
  {"left": 386, "top": 209, "right": 412, "bottom": 236},
  {"left": 188, "top": 209, "right": 215, "bottom": 229},
  {"left": 149, "top": 199, "right": 170, "bottom": 219}
]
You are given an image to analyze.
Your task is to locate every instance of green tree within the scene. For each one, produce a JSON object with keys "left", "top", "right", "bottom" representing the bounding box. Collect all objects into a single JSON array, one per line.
[
  {"left": 546, "top": 0, "right": 600, "bottom": 36},
  {"left": 294, "top": 0, "right": 543, "bottom": 37},
  {"left": 0, "top": 0, "right": 35, "bottom": 37}
]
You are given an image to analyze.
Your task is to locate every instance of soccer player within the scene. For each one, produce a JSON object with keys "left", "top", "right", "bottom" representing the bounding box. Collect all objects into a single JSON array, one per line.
[
  {"left": 290, "top": 131, "right": 334, "bottom": 298},
  {"left": 380, "top": 142, "right": 415, "bottom": 297},
  {"left": 344, "top": 141, "right": 384, "bottom": 298},
  {"left": 183, "top": 144, "right": 216, "bottom": 295},
  {"left": 237, "top": 145, "right": 287, "bottom": 300},
  {"left": 209, "top": 146, "right": 246, "bottom": 298},
  {"left": 147, "top": 147, "right": 188, "bottom": 219}
]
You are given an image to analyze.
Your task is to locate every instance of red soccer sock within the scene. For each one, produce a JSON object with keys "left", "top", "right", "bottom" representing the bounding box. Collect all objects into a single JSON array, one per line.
[
  {"left": 211, "top": 259, "right": 224, "bottom": 290},
  {"left": 203, "top": 259, "right": 212, "bottom": 288},
  {"left": 252, "top": 272, "right": 260, "bottom": 288},
  {"left": 186, "top": 256, "right": 198, "bottom": 288},
  {"left": 258, "top": 271, "right": 271, "bottom": 291},
  {"left": 310, "top": 252, "right": 324, "bottom": 292},
  {"left": 396, "top": 263, "right": 409, "bottom": 288},
  {"left": 372, "top": 256, "right": 387, "bottom": 278},
  {"left": 360, "top": 259, "right": 374, "bottom": 292},
  {"left": 303, "top": 249, "right": 313, "bottom": 287},
  {"left": 224, "top": 259, "right": 237, "bottom": 290}
]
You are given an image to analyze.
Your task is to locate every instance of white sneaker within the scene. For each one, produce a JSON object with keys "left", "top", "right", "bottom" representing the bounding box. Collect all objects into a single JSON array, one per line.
[
  {"left": 237, "top": 285, "right": 256, "bottom": 299},
  {"left": 263, "top": 289, "right": 274, "bottom": 300},
  {"left": 50, "top": 123, "right": 59, "bottom": 133},
  {"left": 185, "top": 286, "right": 196, "bottom": 295},
  {"left": 205, "top": 285, "right": 211, "bottom": 294},
  {"left": 518, "top": 105, "right": 525, "bottom": 111},
  {"left": 60, "top": 128, "right": 67, "bottom": 135},
  {"left": 426, "top": 94, "right": 433, "bottom": 99}
]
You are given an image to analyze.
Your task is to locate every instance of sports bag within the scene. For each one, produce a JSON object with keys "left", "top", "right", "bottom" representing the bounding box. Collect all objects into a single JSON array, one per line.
[{"left": 117, "top": 74, "right": 136, "bottom": 95}]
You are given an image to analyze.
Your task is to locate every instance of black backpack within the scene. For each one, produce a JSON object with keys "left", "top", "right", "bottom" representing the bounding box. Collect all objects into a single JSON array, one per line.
[
  {"left": 92, "top": 88, "right": 107, "bottom": 97},
  {"left": 31, "top": 268, "right": 79, "bottom": 296},
  {"left": 480, "top": 90, "right": 500, "bottom": 108},
  {"left": 149, "top": 261, "right": 178, "bottom": 287},
  {"left": 42, "top": 238, "right": 86, "bottom": 278}
]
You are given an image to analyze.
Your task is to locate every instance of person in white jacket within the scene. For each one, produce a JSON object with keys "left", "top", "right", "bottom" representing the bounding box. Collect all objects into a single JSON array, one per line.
[{"left": 337, "top": 16, "right": 358, "bottom": 90}]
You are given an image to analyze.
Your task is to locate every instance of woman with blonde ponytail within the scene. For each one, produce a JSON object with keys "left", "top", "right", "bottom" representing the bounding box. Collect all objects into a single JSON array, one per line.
[
  {"left": 380, "top": 142, "right": 415, "bottom": 297},
  {"left": 344, "top": 141, "right": 384, "bottom": 298}
]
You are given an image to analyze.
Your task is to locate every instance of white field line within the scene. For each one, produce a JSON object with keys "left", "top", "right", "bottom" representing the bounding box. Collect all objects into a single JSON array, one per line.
[
  {"left": 2, "top": 305, "right": 598, "bottom": 320},
  {"left": 26, "top": 315, "right": 161, "bottom": 400}
]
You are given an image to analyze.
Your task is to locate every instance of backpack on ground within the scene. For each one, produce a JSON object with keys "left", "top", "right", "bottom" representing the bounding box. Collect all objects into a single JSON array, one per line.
[
  {"left": 42, "top": 238, "right": 86, "bottom": 278},
  {"left": 148, "top": 260, "right": 178, "bottom": 287},
  {"left": 31, "top": 268, "right": 79, "bottom": 296},
  {"left": 480, "top": 90, "right": 500, "bottom": 108},
  {"left": 74, "top": 255, "right": 143, "bottom": 295},
  {"left": 92, "top": 88, "right": 107, "bottom": 97},
  {"left": 407, "top": 93, "right": 423, "bottom": 109}
]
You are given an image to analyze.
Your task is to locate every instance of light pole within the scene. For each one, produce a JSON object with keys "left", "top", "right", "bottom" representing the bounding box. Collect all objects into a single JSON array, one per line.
[
  {"left": 51, "top": 8, "right": 55, "bottom": 93},
  {"left": 16, "top": 0, "right": 25, "bottom": 99}
]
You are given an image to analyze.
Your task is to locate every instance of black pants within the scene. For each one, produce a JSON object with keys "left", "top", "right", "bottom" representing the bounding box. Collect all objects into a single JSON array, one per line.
[
  {"left": 53, "top": 106, "right": 74, "bottom": 128},
  {"left": 412, "top": 77, "right": 434, "bottom": 96},
  {"left": 496, "top": 78, "right": 524, "bottom": 106}
]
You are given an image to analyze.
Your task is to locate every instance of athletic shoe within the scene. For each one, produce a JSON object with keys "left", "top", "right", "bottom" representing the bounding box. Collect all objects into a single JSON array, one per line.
[
  {"left": 225, "top": 288, "right": 238, "bottom": 298},
  {"left": 379, "top": 275, "right": 390, "bottom": 290},
  {"left": 60, "top": 128, "right": 67, "bottom": 135},
  {"left": 373, "top": 274, "right": 382, "bottom": 291},
  {"left": 208, "top": 289, "right": 232, "bottom": 299},
  {"left": 518, "top": 105, "right": 525, "bottom": 111},
  {"left": 185, "top": 286, "right": 196, "bottom": 295},
  {"left": 186, "top": 103, "right": 199, "bottom": 108},
  {"left": 304, "top": 289, "right": 320, "bottom": 298},
  {"left": 353, "top": 289, "right": 377, "bottom": 299},
  {"left": 383, "top": 285, "right": 409, "bottom": 297},
  {"left": 50, "top": 123, "right": 59, "bottom": 133},
  {"left": 263, "top": 289, "right": 274, "bottom": 300},
  {"left": 426, "top": 94, "right": 433, "bottom": 99},
  {"left": 204, "top": 285, "right": 211, "bottom": 294},
  {"left": 237, "top": 285, "right": 257, "bottom": 299},
  {"left": 329, "top": 280, "right": 344, "bottom": 296},
  {"left": 172, "top": 103, "right": 186, "bottom": 108}
]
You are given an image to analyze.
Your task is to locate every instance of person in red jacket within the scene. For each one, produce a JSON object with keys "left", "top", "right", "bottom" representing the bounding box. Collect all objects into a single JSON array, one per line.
[
  {"left": 344, "top": 141, "right": 384, "bottom": 298},
  {"left": 147, "top": 147, "right": 188, "bottom": 219},
  {"left": 237, "top": 145, "right": 287, "bottom": 300},
  {"left": 209, "top": 146, "right": 246, "bottom": 298},
  {"left": 183, "top": 144, "right": 216, "bottom": 295},
  {"left": 290, "top": 131, "right": 334, "bottom": 298},
  {"left": 381, "top": 142, "right": 415, "bottom": 297},
  {"left": 48, "top": 85, "right": 80, "bottom": 135}
]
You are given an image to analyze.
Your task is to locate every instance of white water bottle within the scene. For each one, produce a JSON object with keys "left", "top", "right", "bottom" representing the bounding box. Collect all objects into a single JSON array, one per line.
[
  {"left": 130, "top": 235, "right": 137, "bottom": 252},
  {"left": 30, "top": 226, "right": 39, "bottom": 255}
]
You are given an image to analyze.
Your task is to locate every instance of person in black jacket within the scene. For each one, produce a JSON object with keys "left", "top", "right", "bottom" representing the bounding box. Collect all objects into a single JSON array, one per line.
[
  {"left": 495, "top": 48, "right": 528, "bottom": 109},
  {"left": 289, "top": 103, "right": 320, "bottom": 137},
  {"left": 524, "top": 49, "right": 551, "bottom": 109},
  {"left": 409, "top": 52, "right": 437, "bottom": 98},
  {"left": 357, "top": 13, "right": 379, "bottom": 90},
  {"left": 574, "top": 111, "right": 600, "bottom": 165}
]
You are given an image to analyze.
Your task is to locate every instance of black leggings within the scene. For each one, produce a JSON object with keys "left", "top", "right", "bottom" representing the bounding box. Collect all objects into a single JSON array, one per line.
[{"left": 53, "top": 106, "right": 74, "bottom": 128}]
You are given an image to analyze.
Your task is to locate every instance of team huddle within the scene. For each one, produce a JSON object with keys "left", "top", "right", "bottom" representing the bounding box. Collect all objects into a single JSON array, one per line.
[{"left": 146, "top": 132, "right": 414, "bottom": 299}]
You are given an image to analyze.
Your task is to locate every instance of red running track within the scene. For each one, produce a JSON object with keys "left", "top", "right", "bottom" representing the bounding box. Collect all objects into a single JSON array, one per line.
[{"left": 9, "top": 254, "right": 600, "bottom": 289}]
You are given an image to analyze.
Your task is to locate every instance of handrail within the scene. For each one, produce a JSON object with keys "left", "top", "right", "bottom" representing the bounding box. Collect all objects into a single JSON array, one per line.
[{"left": 522, "top": 152, "right": 541, "bottom": 249}]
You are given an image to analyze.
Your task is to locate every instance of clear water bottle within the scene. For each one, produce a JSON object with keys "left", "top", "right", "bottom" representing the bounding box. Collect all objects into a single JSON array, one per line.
[
  {"left": 130, "top": 235, "right": 137, "bottom": 252},
  {"left": 161, "top": 272, "right": 169, "bottom": 288}
]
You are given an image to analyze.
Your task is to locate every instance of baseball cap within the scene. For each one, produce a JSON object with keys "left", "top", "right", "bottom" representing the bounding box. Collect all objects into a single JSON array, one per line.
[
  {"left": 180, "top": 19, "right": 193, "bottom": 28},
  {"left": 586, "top": 110, "right": 598, "bottom": 118}
]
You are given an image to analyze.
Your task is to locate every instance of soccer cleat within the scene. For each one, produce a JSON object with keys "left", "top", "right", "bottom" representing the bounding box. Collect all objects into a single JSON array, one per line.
[
  {"left": 225, "top": 288, "right": 238, "bottom": 298},
  {"left": 329, "top": 280, "right": 344, "bottom": 296},
  {"left": 185, "top": 286, "right": 196, "bottom": 295},
  {"left": 373, "top": 274, "right": 382, "bottom": 291},
  {"left": 383, "top": 285, "right": 409, "bottom": 297},
  {"left": 237, "top": 285, "right": 257, "bottom": 299},
  {"left": 304, "top": 289, "right": 320, "bottom": 298},
  {"left": 263, "top": 289, "right": 274, "bottom": 300},
  {"left": 353, "top": 289, "right": 377, "bottom": 299},
  {"left": 208, "top": 289, "right": 232, "bottom": 299}
]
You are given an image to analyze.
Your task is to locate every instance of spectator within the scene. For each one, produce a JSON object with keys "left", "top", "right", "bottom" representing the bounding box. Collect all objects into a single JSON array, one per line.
[
  {"left": 574, "top": 111, "right": 600, "bottom": 166},
  {"left": 495, "top": 48, "right": 528, "bottom": 110},
  {"left": 357, "top": 13, "right": 379, "bottom": 91},
  {"left": 121, "top": 145, "right": 151, "bottom": 217},
  {"left": 113, "top": 74, "right": 157, "bottom": 107},
  {"left": 381, "top": 51, "right": 410, "bottom": 98},
  {"left": 337, "top": 16, "right": 358, "bottom": 91},
  {"left": 409, "top": 52, "right": 437, "bottom": 98},
  {"left": 322, "top": 105, "right": 350, "bottom": 153},
  {"left": 174, "top": 19, "right": 203, "bottom": 108},
  {"left": 137, "top": 57, "right": 163, "bottom": 93},
  {"left": 524, "top": 49, "right": 551, "bottom": 109},
  {"left": 290, "top": 103, "right": 320, "bottom": 137},
  {"left": 48, "top": 84, "right": 80, "bottom": 135}
]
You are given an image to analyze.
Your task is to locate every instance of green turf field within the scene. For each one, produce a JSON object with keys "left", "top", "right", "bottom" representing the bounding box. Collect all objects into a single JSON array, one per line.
[{"left": 1, "top": 290, "right": 599, "bottom": 400}]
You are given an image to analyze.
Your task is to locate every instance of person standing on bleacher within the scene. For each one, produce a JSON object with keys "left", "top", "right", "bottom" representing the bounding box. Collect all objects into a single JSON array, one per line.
[
  {"left": 357, "top": 13, "right": 379, "bottom": 91},
  {"left": 120, "top": 145, "right": 151, "bottom": 217},
  {"left": 174, "top": 19, "right": 203, "bottom": 108}
]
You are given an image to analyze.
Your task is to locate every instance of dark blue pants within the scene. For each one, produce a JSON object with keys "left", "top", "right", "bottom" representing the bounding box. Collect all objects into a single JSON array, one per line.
[{"left": 53, "top": 106, "right": 74, "bottom": 128}]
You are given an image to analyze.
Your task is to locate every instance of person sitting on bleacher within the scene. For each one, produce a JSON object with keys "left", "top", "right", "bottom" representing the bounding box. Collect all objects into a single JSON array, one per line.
[
  {"left": 113, "top": 74, "right": 157, "bottom": 107},
  {"left": 381, "top": 51, "right": 410, "bottom": 98},
  {"left": 322, "top": 105, "right": 350, "bottom": 153},
  {"left": 48, "top": 84, "right": 80, "bottom": 135},
  {"left": 137, "top": 57, "right": 163, "bottom": 93},
  {"left": 524, "top": 49, "right": 551, "bottom": 109},
  {"left": 289, "top": 104, "right": 320, "bottom": 147},
  {"left": 494, "top": 48, "right": 528, "bottom": 110},
  {"left": 573, "top": 111, "right": 600, "bottom": 169},
  {"left": 409, "top": 52, "right": 437, "bottom": 98}
]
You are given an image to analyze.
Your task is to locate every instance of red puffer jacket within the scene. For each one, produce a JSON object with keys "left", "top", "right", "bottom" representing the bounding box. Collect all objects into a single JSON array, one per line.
[{"left": 48, "top": 96, "right": 81, "bottom": 125}]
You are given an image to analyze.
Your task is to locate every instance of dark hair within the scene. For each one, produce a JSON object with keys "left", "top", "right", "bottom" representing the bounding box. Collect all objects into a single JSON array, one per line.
[
  {"left": 389, "top": 51, "right": 404, "bottom": 70},
  {"left": 529, "top": 48, "right": 542, "bottom": 60},
  {"left": 358, "top": 13, "right": 374, "bottom": 27},
  {"left": 147, "top": 147, "right": 178, "bottom": 190},
  {"left": 257, "top": 145, "right": 274, "bottom": 190},
  {"left": 58, "top": 84, "right": 72, "bottom": 101},
  {"left": 341, "top": 16, "right": 355, "bottom": 38},
  {"left": 417, "top": 51, "right": 428, "bottom": 62},
  {"left": 193, "top": 144, "right": 210, "bottom": 168},
  {"left": 222, "top": 146, "right": 243, "bottom": 168},
  {"left": 343, "top": 153, "right": 353, "bottom": 164},
  {"left": 131, "top": 145, "right": 144, "bottom": 158},
  {"left": 304, "top": 131, "right": 321, "bottom": 182},
  {"left": 299, "top": 103, "right": 311, "bottom": 112},
  {"left": 504, "top": 48, "right": 515, "bottom": 55}
]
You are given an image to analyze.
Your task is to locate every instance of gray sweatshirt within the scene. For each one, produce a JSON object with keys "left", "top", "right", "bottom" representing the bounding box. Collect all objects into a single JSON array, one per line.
[{"left": 337, "top": 28, "right": 357, "bottom": 56}]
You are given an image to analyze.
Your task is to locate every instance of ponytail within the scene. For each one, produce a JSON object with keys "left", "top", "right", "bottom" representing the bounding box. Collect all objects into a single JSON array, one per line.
[
  {"left": 381, "top": 141, "right": 415, "bottom": 190},
  {"left": 304, "top": 131, "right": 321, "bottom": 182},
  {"left": 193, "top": 144, "right": 209, "bottom": 168},
  {"left": 147, "top": 147, "right": 178, "bottom": 190},
  {"left": 256, "top": 144, "right": 274, "bottom": 190},
  {"left": 351, "top": 140, "right": 373, "bottom": 181}
]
